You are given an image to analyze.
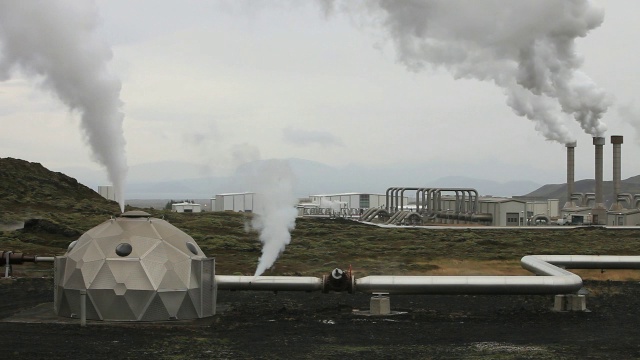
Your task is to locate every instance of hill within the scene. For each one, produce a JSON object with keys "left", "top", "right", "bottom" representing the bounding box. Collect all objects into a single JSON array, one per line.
[
  {"left": 525, "top": 176, "right": 640, "bottom": 205},
  {"left": 0, "top": 157, "right": 121, "bottom": 248}
]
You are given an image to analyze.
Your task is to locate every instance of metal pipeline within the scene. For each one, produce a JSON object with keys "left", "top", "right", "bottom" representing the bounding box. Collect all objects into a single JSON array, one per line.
[
  {"left": 216, "top": 255, "right": 640, "bottom": 296},
  {"left": 0, "top": 251, "right": 55, "bottom": 265},
  {"left": 353, "top": 255, "right": 640, "bottom": 295},
  {"left": 216, "top": 275, "right": 324, "bottom": 292},
  {"left": 355, "top": 257, "right": 581, "bottom": 295}
]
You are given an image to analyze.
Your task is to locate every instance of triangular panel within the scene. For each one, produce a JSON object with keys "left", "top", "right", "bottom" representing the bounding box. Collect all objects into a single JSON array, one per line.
[
  {"left": 140, "top": 257, "right": 166, "bottom": 290},
  {"left": 63, "top": 269, "right": 85, "bottom": 290},
  {"left": 141, "top": 293, "right": 171, "bottom": 321},
  {"left": 101, "top": 295, "right": 137, "bottom": 321},
  {"left": 172, "top": 258, "right": 192, "bottom": 287},
  {"left": 80, "top": 259, "right": 105, "bottom": 288},
  {"left": 106, "top": 260, "right": 141, "bottom": 284},
  {"left": 158, "top": 291, "right": 187, "bottom": 318},
  {"left": 176, "top": 293, "right": 199, "bottom": 319},
  {"left": 123, "top": 289, "right": 155, "bottom": 318},
  {"left": 90, "top": 220, "right": 123, "bottom": 239},
  {"left": 118, "top": 220, "right": 158, "bottom": 239},
  {"left": 87, "top": 289, "right": 116, "bottom": 317},
  {"left": 89, "top": 262, "right": 117, "bottom": 289},
  {"left": 128, "top": 236, "right": 160, "bottom": 258},
  {"left": 80, "top": 241, "right": 106, "bottom": 263},
  {"left": 159, "top": 270, "right": 188, "bottom": 290},
  {"left": 151, "top": 220, "right": 182, "bottom": 240}
]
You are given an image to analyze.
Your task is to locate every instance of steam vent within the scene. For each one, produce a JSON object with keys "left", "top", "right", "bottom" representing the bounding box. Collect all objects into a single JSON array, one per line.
[{"left": 54, "top": 211, "right": 215, "bottom": 321}]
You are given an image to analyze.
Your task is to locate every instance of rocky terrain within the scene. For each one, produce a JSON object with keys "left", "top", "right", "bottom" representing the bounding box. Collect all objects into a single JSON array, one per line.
[{"left": 1, "top": 278, "right": 640, "bottom": 359}]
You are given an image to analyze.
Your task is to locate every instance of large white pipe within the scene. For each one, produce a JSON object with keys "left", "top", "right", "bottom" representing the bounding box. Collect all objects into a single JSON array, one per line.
[
  {"left": 355, "top": 255, "right": 640, "bottom": 295},
  {"left": 216, "top": 275, "right": 323, "bottom": 291},
  {"left": 216, "top": 256, "right": 640, "bottom": 295},
  {"left": 356, "top": 256, "right": 581, "bottom": 295}
]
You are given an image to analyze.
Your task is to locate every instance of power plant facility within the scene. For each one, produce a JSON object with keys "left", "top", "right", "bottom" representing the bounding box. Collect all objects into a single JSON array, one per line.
[
  {"left": 204, "top": 135, "right": 639, "bottom": 227},
  {"left": 0, "top": 210, "right": 634, "bottom": 323},
  {"left": 560, "top": 136, "right": 640, "bottom": 226},
  {"left": 4, "top": 137, "right": 640, "bottom": 326}
]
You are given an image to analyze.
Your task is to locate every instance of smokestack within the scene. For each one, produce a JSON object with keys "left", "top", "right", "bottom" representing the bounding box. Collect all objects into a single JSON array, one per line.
[
  {"left": 610, "top": 135, "right": 623, "bottom": 210},
  {"left": 564, "top": 141, "right": 577, "bottom": 208},
  {"left": 592, "top": 137, "right": 606, "bottom": 224}
]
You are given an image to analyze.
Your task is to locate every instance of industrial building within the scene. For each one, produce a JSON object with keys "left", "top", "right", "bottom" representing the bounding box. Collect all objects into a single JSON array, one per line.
[
  {"left": 309, "top": 193, "right": 399, "bottom": 210},
  {"left": 438, "top": 196, "right": 558, "bottom": 226},
  {"left": 171, "top": 202, "right": 202, "bottom": 213},
  {"left": 98, "top": 185, "right": 117, "bottom": 202},
  {"left": 211, "top": 193, "right": 258, "bottom": 212}
]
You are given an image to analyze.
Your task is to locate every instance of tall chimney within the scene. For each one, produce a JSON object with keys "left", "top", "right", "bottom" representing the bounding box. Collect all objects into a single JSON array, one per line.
[
  {"left": 564, "top": 141, "right": 577, "bottom": 208},
  {"left": 592, "top": 136, "right": 606, "bottom": 224},
  {"left": 610, "top": 135, "right": 623, "bottom": 210}
]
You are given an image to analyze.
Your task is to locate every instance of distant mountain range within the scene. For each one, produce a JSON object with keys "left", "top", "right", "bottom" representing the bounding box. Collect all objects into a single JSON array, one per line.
[
  {"left": 57, "top": 158, "right": 545, "bottom": 200},
  {"left": 8, "top": 156, "right": 640, "bottom": 208}
]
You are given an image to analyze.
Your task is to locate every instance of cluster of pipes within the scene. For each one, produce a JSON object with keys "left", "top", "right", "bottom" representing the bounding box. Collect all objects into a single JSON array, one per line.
[
  {"left": 360, "top": 187, "right": 492, "bottom": 225},
  {"left": 565, "top": 135, "right": 638, "bottom": 224}
]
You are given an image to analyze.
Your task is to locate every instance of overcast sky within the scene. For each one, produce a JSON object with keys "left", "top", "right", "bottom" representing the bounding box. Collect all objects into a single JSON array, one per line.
[{"left": 1, "top": 0, "right": 640, "bottom": 189}]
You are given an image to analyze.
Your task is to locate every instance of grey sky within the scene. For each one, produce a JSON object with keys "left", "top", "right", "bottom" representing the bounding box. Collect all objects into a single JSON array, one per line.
[{"left": 1, "top": 0, "right": 639, "bottom": 189}]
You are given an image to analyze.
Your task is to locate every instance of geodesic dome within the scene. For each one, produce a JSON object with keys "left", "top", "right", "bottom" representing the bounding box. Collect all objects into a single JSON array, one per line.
[{"left": 54, "top": 211, "right": 215, "bottom": 321}]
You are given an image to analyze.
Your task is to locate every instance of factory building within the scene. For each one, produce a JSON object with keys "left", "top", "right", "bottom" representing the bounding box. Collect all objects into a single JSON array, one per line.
[
  {"left": 439, "top": 196, "right": 523, "bottom": 226},
  {"left": 309, "top": 193, "right": 400, "bottom": 210},
  {"left": 607, "top": 209, "right": 640, "bottom": 226},
  {"left": 171, "top": 202, "right": 202, "bottom": 213},
  {"left": 98, "top": 185, "right": 117, "bottom": 202},
  {"left": 211, "top": 193, "right": 258, "bottom": 212},
  {"left": 438, "top": 196, "right": 558, "bottom": 226}
]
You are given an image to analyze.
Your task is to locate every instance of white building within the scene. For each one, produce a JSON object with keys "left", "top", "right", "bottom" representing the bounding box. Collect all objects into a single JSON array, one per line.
[
  {"left": 98, "top": 185, "right": 117, "bottom": 202},
  {"left": 212, "top": 193, "right": 258, "bottom": 212},
  {"left": 526, "top": 199, "right": 560, "bottom": 219},
  {"left": 309, "top": 193, "right": 396, "bottom": 210},
  {"left": 171, "top": 202, "right": 202, "bottom": 213}
]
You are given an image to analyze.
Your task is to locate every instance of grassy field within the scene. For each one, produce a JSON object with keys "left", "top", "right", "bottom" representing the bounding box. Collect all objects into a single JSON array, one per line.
[{"left": 5, "top": 210, "right": 640, "bottom": 280}]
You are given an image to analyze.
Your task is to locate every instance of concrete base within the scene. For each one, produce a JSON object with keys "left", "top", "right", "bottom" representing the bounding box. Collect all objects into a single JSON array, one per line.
[
  {"left": 553, "top": 294, "right": 587, "bottom": 312},
  {"left": 370, "top": 295, "right": 391, "bottom": 315}
]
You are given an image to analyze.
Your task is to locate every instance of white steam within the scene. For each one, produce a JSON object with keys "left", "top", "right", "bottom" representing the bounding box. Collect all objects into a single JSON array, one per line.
[
  {"left": 245, "top": 160, "right": 298, "bottom": 277},
  {"left": 0, "top": 1, "right": 127, "bottom": 211},
  {"left": 320, "top": 0, "right": 611, "bottom": 143}
]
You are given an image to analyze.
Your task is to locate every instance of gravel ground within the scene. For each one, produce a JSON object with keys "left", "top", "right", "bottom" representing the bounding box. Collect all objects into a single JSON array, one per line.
[{"left": 1, "top": 277, "right": 640, "bottom": 359}]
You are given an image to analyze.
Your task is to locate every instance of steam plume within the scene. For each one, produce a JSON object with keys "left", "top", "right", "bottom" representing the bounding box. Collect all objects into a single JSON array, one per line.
[
  {"left": 320, "top": 0, "right": 610, "bottom": 143},
  {"left": 0, "top": 1, "right": 127, "bottom": 211},
  {"left": 244, "top": 159, "right": 298, "bottom": 276}
]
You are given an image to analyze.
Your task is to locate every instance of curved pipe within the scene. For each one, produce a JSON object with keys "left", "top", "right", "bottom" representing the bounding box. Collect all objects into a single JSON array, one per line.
[
  {"left": 634, "top": 194, "right": 640, "bottom": 209},
  {"left": 571, "top": 193, "right": 584, "bottom": 207},
  {"left": 617, "top": 193, "right": 632, "bottom": 208},
  {"left": 584, "top": 193, "right": 596, "bottom": 207},
  {"left": 216, "top": 275, "right": 323, "bottom": 292},
  {"left": 385, "top": 187, "right": 400, "bottom": 212},
  {"left": 530, "top": 214, "right": 550, "bottom": 225}
]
